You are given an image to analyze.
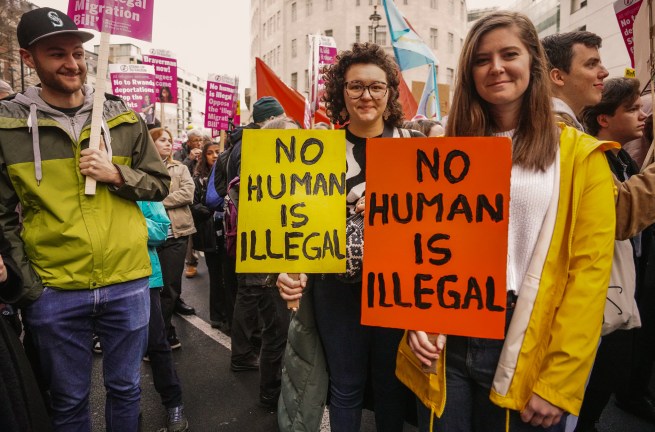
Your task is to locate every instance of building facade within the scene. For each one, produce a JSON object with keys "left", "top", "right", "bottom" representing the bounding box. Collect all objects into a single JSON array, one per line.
[
  {"left": 250, "top": 0, "right": 468, "bottom": 114},
  {"left": 0, "top": 0, "right": 39, "bottom": 93},
  {"left": 469, "top": 0, "right": 635, "bottom": 79}
]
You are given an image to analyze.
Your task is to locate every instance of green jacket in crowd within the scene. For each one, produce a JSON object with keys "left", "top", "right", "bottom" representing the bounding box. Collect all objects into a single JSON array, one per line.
[{"left": 0, "top": 85, "right": 170, "bottom": 306}]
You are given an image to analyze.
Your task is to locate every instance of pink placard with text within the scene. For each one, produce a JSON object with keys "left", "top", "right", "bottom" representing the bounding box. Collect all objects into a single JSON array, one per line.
[
  {"left": 613, "top": 0, "right": 643, "bottom": 68},
  {"left": 109, "top": 64, "right": 156, "bottom": 124},
  {"left": 142, "top": 50, "right": 178, "bottom": 104},
  {"left": 205, "top": 75, "right": 238, "bottom": 131},
  {"left": 68, "top": 0, "right": 154, "bottom": 42}
]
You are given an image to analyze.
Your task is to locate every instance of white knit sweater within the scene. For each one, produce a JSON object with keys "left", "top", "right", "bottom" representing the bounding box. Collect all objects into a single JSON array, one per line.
[{"left": 494, "top": 130, "right": 555, "bottom": 295}]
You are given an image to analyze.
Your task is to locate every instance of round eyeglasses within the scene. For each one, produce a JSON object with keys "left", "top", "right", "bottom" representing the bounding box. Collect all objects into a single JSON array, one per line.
[{"left": 344, "top": 81, "right": 388, "bottom": 100}]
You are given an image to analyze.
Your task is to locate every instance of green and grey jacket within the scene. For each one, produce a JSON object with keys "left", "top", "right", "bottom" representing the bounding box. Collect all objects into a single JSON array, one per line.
[{"left": 0, "top": 85, "right": 170, "bottom": 306}]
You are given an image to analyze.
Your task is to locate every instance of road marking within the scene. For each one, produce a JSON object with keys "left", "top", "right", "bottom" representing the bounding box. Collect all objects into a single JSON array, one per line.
[
  {"left": 178, "top": 314, "right": 232, "bottom": 350},
  {"left": 178, "top": 313, "right": 331, "bottom": 430}
]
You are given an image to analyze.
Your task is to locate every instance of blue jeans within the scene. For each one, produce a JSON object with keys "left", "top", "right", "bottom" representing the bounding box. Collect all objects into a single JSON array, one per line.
[
  {"left": 417, "top": 299, "right": 565, "bottom": 432},
  {"left": 23, "top": 278, "right": 150, "bottom": 432},
  {"left": 313, "top": 275, "right": 410, "bottom": 432},
  {"left": 147, "top": 288, "right": 183, "bottom": 409}
]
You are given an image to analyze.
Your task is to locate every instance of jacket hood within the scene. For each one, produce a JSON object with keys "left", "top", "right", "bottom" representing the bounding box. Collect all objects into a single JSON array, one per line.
[
  {"left": 552, "top": 97, "right": 585, "bottom": 132},
  {"left": 10, "top": 85, "right": 114, "bottom": 185}
]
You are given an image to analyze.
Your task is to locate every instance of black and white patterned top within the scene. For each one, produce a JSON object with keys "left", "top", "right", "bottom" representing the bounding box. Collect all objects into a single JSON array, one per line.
[{"left": 345, "top": 124, "right": 420, "bottom": 216}]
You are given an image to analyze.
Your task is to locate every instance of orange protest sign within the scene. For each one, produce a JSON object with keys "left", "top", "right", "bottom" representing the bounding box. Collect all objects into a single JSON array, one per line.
[{"left": 361, "top": 137, "right": 512, "bottom": 339}]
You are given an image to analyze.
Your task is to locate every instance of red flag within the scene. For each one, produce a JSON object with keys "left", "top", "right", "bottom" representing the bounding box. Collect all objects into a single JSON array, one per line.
[
  {"left": 397, "top": 71, "right": 418, "bottom": 120},
  {"left": 256, "top": 58, "right": 331, "bottom": 127}
]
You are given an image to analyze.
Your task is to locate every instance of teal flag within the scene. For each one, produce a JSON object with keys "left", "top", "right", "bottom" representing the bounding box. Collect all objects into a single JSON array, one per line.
[{"left": 382, "top": 0, "right": 438, "bottom": 71}]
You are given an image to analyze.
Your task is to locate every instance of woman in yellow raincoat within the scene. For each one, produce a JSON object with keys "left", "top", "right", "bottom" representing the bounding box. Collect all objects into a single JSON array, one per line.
[{"left": 398, "top": 11, "right": 616, "bottom": 432}]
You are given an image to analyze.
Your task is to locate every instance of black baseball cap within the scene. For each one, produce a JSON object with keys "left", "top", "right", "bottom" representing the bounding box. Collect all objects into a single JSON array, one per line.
[{"left": 17, "top": 7, "right": 94, "bottom": 49}]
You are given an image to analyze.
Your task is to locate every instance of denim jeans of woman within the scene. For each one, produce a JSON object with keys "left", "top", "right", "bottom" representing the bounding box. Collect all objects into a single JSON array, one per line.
[
  {"left": 313, "top": 274, "right": 411, "bottom": 432},
  {"left": 147, "top": 288, "right": 183, "bottom": 409},
  {"left": 417, "top": 298, "right": 566, "bottom": 432}
]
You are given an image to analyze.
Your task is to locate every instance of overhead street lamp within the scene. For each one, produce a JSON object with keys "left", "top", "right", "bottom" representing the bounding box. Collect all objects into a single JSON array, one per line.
[{"left": 369, "top": 4, "right": 381, "bottom": 45}]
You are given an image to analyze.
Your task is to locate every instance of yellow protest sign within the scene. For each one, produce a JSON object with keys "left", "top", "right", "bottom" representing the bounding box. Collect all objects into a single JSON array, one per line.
[{"left": 237, "top": 129, "right": 347, "bottom": 273}]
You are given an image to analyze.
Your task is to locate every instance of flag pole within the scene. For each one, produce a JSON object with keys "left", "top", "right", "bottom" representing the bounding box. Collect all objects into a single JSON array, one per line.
[{"left": 85, "top": 31, "right": 111, "bottom": 195}]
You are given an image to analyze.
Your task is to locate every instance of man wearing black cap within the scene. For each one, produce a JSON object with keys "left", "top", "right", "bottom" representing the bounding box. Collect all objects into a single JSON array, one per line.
[
  {"left": 222, "top": 96, "right": 286, "bottom": 407},
  {"left": 0, "top": 8, "right": 170, "bottom": 432}
]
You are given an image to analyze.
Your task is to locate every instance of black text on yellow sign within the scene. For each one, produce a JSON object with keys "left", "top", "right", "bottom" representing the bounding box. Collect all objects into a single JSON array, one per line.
[{"left": 237, "top": 129, "right": 347, "bottom": 273}]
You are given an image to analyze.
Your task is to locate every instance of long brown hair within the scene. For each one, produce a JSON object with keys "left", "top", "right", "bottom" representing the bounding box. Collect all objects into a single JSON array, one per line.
[
  {"left": 446, "top": 11, "right": 557, "bottom": 171},
  {"left": 149, "top": 127, "right": 174, "bottom": 163}
]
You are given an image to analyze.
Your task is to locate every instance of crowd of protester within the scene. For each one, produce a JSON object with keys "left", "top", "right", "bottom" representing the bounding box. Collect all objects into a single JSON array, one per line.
[{"left": 1, "top": 6, "right": 655, "bottom": 432}]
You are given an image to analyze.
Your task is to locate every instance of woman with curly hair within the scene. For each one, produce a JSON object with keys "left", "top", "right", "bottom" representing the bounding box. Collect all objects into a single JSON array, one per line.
[{"left": 276, "top": 43, "right": 421, "bottom": 432}]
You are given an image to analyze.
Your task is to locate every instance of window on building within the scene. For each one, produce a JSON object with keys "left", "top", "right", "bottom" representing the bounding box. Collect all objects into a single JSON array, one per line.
[
  {"left": 325, "top": 29, "right": 333, "bottom": 37},
  {"left": 376, "top": 26, "right": 387, "bottom": 45},
  {"left": 291, "top": 72, "right": 298, "bottom": 90},
  {"left": 369, "top": 0, "right": 373, "bottom": 5},
  {"left": 263, "top": 22, "right": 267, "bottom": 36},
  {"left": 277, "top": 11, "right": 281, "bottom": 29},
  {"left": 460, "top": 37, "right": 463, "bottom": 51},
  {"left": 326, "top": 0, "right": 333, "bottom": 10},
  {"left": 448, "top": 32, "right": 454, "bottom": 53},
  {"left": 356, "top": 0, "right": 360, "bottom": 4},
  {"left": 356, "top": 26, "right": 361, "bottom": 43},
  {"left": 305, "top": 69, "right": 309, "bottom": 91},
  {"left": 307, "top": 0, "right": 313, "bottom": 15},
  {"left": 447, "top": 68, "right": 454, "bottom": 85},
  {"left": 448, "top": 0, "right": 454, "bottom": 14},
  {"left": 291, "top": 2, "right": 297, "bottom": 21},
  {"left": 460, "top": 0, "right": 465, "bottom": 17},
  {"left": 571, "top": 0, "right": 587, "bottom": 13},
  {"left": 430, "top": 0, "right": 437, "bottom": 9},
  {"left": 292, "top": 39, "right": 298, "bottom": 58},
  {"left": 430, "top": 28, "right": 438, "bottom": 49},
  {"left": 368, "top": 25, "right": 386, "bottom": 45},
  {"left": 404, "top": 0, "right": 408, "bottom": 4},
  {"left": 277, "top": 46, "right": 281, "bottom": 65}
]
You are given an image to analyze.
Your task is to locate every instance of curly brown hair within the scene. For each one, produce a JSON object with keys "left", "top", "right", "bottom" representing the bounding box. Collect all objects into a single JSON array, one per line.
[{"left": 322, "top": 43, "right": 404, "bottom": 127}]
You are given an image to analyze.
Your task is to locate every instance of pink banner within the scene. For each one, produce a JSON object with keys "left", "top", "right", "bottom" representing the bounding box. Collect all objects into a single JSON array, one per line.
[
  {"left": 142, "top": 50, "right": 178, "bottom": 103},
  {"left": 308, "top": 35, "right": 337, "bottom": 115},
  {"left": 109, "top": 64, "right": 156, "bottom": 124},
  {"left": 614, "top": 0, "right": 643, "bottom": 68},
  {"left": 205, "top": 75, "right": 238, "bottom": 131},
  {"left": 68, "top": 0, "right": 154, "bottom": 42}
]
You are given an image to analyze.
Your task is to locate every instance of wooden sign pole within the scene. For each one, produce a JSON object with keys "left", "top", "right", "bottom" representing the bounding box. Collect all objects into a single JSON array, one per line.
[
  {"left": 288, "top": 273, "right": 300, "bottom": 311},
  {"left": 85, "top": 31, "right": 111, "bottom": 195}
]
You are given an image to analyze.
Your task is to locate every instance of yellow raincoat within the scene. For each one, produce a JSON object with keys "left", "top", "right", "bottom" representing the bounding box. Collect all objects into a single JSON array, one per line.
[{"left": 396, "top": 125, "right": 618, "bottom": 420}]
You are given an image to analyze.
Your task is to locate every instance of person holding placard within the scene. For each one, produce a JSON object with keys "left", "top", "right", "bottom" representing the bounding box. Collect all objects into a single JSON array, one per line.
[
  {"left": 0, "top": 8, "right": 171, "bottom": 431},
  {"left": 398, "top": 11, "right": 616, "bottom": 432},
  {"left": 151, "top": 127, "right": 197, "bottom": 350},
  {"left": 277, "top": 42, "right": 422, "bottom": 432}
]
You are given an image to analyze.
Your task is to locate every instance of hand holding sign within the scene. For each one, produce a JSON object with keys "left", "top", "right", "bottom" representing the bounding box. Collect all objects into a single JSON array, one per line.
[
  {"left": 79, "top": 136, "right": 124, "bottom": 187},
  {"left": 407, "top": 331, "right": 447, "bottom": 374},
  {"left": 68, "top": 0, "right": 154, "bottom": 194},
  {"left": 277, "top": 272, "right": 307, "bottom": 311},
  {"left": 238, "top": 129, "right": 347, "bottom": 311}
]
